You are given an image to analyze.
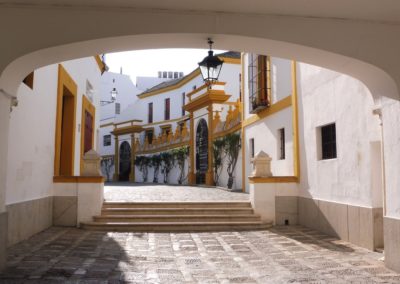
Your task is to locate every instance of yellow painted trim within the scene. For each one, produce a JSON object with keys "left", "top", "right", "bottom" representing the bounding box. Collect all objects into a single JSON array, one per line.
[
  {"left": 101, "top": 154, "right": 114, "bottom": 159},
  {"left": 114, "top": 119, "right": 143, "bottom": 126},
  {"left": 186, "top": 82, "right": 226, "bottom": 99},
  {"left": 184, "top": 90, "right": 231, "bottom": 112},
  {"left": 142, "top": 115, "right": 189, "bottom": 127},
  {"left": 189, "top": 112, "right": 195, "bottom": 184},
  {"left": 240, "top": 53, "right": 246, "bottom": 192},
  {"left": 137, "top": 69, "right": 201, "bottom": 99},
  {"left": 242, "top": 96, "right": 292, "bottom": 128},
  {"left": 94, "top": 55, "right": 107, "bottom": 73},
  {"left": 219, "top": 56, "right": 241, "bottom": 65},
  {"left": 112, "top": 125, "right": 144, "bottom": 136},
  {"left": 100, "top": 122, "right": 114, "bottom": 128},
  {"left": 54, "top": 64, "right": 77, "bottom": 176},
  {"left": 248, "top": 176, "right": 298, "bottom": 184},
  {"left": 292, "top": 61, "right": 300, "bottom": 180},
  {"left": 159, "top": 124, "right": 172, "bottom": 130},
  {"left": 80, "top": 95, "right": 96, "bottom": 174},
  {"left": 213, "top": 124, "right": 241, "bottom": 139},
  {"left": 136, "top": 141, "right": 189, "bottom": 155},
  {"left": 53, "top": 176, "right": 104, "bottom": 183}
]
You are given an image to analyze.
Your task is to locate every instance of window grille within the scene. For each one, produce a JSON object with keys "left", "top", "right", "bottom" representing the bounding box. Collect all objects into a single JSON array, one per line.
[
  {"left": 103, "top": 135, "right": 111, "bottom": 146},
  {"left": 165, "top": 98, "right": 170, "bottom": 120},
  {"left": 248, "top": 54, "right": 269, "bottom": 113},
  {"left": 148, "top": 102, "right": 153, "bottom": 123},
  {"left": 321, "top": 123, "right": 337, "bottom": 159},
  {"left": 115, "top": 103, "right": 121, "bottom": 114}
]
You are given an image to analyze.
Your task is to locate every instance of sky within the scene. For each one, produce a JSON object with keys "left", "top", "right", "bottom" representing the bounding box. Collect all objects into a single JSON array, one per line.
[{"left": 104, "top": 48, "right": 226, "bottom": 85}]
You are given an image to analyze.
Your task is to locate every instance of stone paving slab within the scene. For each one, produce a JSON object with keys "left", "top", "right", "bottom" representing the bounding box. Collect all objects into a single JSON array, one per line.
[
  {"left": 1, "top": 226, "right": 399, "bottom": 283},
  {"left": 104, "top": 184, "right": 249, "bottom": 202}
]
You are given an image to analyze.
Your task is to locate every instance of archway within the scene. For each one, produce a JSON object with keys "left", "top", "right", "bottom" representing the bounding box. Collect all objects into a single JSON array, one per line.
[
  {"left": 196, "top": 119, "right": 208, "bottom": 184},
  {"left": 119, "top": 141, "right": 131, "bottom": 181}
]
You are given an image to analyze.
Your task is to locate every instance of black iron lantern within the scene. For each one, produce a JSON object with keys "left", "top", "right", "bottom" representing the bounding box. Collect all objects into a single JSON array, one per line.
[{"left": 198, "top": 38, "right": 224, "bottom": 86}]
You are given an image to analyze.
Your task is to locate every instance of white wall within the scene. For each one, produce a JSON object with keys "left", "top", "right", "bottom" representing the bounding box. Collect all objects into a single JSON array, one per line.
[
  {"left": 297, "top": 62, "right": 381, "bottom": 208},
  {"left": 6, "top": 57, "right": 101, "bottom": 205},
  {"left": 381, "top": 97, "right": 400, "bottom": 218}
]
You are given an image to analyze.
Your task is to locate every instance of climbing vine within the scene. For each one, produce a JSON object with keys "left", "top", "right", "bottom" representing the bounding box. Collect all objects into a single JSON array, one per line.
[
  {"left": 150, "top": 154, "right": 161, "bottom": 183},
  {"left": 160, "top": 151, "right": 174, "bottom": 184},
  {"left": 172, "top": 146, "right": 189, "bottom": 184},
  {"left": 134, "top": 156, "right": 150, "bottom": 182}
]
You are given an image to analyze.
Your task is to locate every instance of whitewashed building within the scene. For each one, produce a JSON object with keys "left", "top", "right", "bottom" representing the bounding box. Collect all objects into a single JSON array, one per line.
[{"left": 5, "top": 56, "right": 105, "bottom": 246}]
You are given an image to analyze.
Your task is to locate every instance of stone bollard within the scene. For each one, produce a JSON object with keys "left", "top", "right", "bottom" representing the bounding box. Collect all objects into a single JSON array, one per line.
[
  {"left": 251, "top": 150, "right": 272, "bottom": 177},
  {"left": 82, "top": 149, "right": 102, "bottom": 176}
]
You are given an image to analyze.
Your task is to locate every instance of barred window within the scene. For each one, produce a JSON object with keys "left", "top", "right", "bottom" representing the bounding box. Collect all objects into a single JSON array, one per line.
[
  {"left": 103, "top": 135, "right": 111, "bottom": 146},
  {"left": 115, "top": 103, "right": 121, "bottom": 114},
  {"left": 182, "top": 92, "right": 186, "bottom": 116},
  {"left": 278, "top": 128, "right": 285, "bottom": 160},
  {"left": 248, "top": 54, "right": 269, "bottom": 113},
  {"left": 165, "top": 98, "right": 170, "bottom": 120},
  {"left": 148, "top": 103, "right": 153, "bottom": 123},
  {"left": 250, "top": 138, "right": 255, "bottom": 158},
  {"left": 321, "top": 123, "right": 337, "bottom": 159}
]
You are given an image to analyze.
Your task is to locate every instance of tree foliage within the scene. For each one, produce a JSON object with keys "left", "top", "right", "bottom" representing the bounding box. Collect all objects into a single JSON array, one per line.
[
  {"left": 222, "top": 132, "right": 241, "bottom": 189},
  {"left": 213, "top": 138, "right": 226, "bottom": 186}
]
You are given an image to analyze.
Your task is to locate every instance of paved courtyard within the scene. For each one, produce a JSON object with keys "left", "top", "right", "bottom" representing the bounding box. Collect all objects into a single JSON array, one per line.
[
  {"left": 104, "top": 184, "right": 249, "bottom": 202},
  {"left": 1, "top": 226, "right": 400, "bottom": 283}
]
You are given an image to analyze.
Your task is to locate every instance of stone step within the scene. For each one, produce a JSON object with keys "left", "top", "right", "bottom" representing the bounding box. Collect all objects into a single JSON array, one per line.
[
  {"left": 101, "top": 208, "right": 254, "bottom": 215},
  {"left": 81, "top": 221, "right": 272, "bottom": 232},
  {"left": 93, "top": 214, "right": 261, "bottom": 222},
  {"left": 102, "top": 201, "right": 252, "bottom": 209}
]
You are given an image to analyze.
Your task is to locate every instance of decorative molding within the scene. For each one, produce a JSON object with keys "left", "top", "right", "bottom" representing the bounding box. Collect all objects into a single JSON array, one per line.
[
  {"left": 213, "top": 123, "right": 241, "bottom": 139},
  {"left": 94, "top": 55, "right": 107, "bottom": 74},
  {"left": 112, "top": 125, "right": 144, "bottom": 136},
  {"left": 248, "top": 176, "right": 298, "bottom": 184},
  {"left": 136, "top": 141, "right": 189, "bottom": 155},
  {"left": 219, "top": 56, "right": 241, "bottom": 65},
  {"left": 54, "top": 64, "right": 77, "bottom": 176},
  {"left": 291, "top": 61, "right": 300, "bottom": 180},
  {"left": 184, "top": 90, "right": 231, "bottom": 112},
  {"left": 100, "top": 122, "right": 114, "bottom": 128},
  {"left": 53, "top": 176, "right": 104, "bottom": 183},
  {"left": 242, "top": 95, "right": 292, "bottom": 128},
  {"left": 137, "top": 69, "right": 201, "bottom": 99},
  {"left": 80, "top": 95, "right": 96, "bottom": 174}
]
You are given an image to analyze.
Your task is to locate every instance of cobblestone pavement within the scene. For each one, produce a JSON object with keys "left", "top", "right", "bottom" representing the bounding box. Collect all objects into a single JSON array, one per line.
[
  {"left": 104, "top": 184, "right": 249, "bottom": 202},
  {"left": 1, "top": 226, "right": 399, "bottom": 283}
]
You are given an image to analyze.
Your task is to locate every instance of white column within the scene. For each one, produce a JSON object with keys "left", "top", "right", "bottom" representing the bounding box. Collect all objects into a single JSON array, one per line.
[{"left": 0, "top": 91, "right": 11, "bottom": 271}]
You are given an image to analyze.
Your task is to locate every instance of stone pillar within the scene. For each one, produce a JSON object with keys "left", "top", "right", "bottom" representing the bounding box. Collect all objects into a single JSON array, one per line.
[
  {"left": 206, "top": 105, "right": 214, "bottom": 186},
  {"left": 0, "top": 92, "right": 11, "bottom": 271},
  {"left": 113, "top": 135, "right": 119, "bottom": 181},
  {"left": 129, "top": 134, "right": 135, "bottom": 182},
  {"left": 188, "top": 112, "right": 196, "bottom": 184}
]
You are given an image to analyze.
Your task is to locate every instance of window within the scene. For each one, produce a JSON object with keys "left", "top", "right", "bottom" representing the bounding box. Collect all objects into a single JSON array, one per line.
[
  {"left": 23, "top": 72, "right": 34, "bottom": 89},
  {"left": 320, "top": 123, "right": 337, "bottom": 160},
  {"left": 182, "top": 92, "right": 186, "bottom": 116},
  {"left": 115, "top": 103, "right": 121, "bottom": 114},
  {"left": 165, "top": 98, "right": 170, "bottom": 120},
  {"left": 248, "top": 54, "right": 269, "bottom": 113},
  {"left": 148, "top": 102, "right": 153, "bottom": 123},
  {"left": 192, "top": 85, "right": 197, "bottom": 90},
  {"left": 278, "top": 128, "right": 285, "bottom": 160},
  {"left": 250, "top": 138, "right": 255, "bottom": 158},
  {"left": 145, "top": 130, "right": 154, "bottom": 144},
  {"left": 239, "top": 73, "right": 242, "bottom": 102},
  {"left": 103, "top": 135, "right": 111, "bottom": 146}
]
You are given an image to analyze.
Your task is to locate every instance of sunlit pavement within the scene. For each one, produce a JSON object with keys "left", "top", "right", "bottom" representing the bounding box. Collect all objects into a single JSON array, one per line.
[
  {"left": 1, "top": 226, "right": 399, "bottom": 283},
  {"left": 104, "top": 183, "right": 249, "bottom": 202}
]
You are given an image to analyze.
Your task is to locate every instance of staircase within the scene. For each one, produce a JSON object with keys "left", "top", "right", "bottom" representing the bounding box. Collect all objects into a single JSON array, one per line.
[{"left": 81, "top": 201, "right": 272, "bottom": 232}]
